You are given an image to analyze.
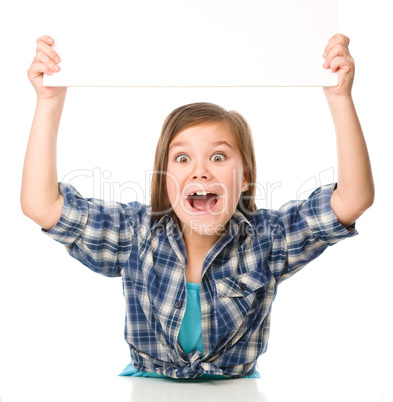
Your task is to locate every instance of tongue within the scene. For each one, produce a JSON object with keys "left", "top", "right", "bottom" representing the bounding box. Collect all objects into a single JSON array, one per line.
[{"left": 193, "top": 194, "right": 217, "bottom": 211}]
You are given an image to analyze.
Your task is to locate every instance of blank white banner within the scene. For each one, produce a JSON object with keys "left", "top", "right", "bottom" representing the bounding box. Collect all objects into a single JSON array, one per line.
[{"left": 42, "top": 0, "right": 338, "bottom": 87}]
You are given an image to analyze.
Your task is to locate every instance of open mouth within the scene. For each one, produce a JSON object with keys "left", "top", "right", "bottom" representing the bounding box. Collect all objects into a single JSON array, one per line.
[{"left": 186, "top": 191, "right": 219, "bottom": 213}]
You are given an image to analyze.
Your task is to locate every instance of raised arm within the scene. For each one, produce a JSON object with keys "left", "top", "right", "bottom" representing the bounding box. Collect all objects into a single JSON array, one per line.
[
  {"left": 322, "top": 33, "right": 374, "bottom": 228},
  {"left": 21, "top": 35, "right": 67, "bottom": 230}
]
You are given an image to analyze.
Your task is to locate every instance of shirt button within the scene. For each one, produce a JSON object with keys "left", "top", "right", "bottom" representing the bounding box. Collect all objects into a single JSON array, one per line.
[
  {"left": 174, "top": 301, "right": 182, "bottom": 309},
  {"left": 240, "top": 283, "right": 247, "bottom": 291}
]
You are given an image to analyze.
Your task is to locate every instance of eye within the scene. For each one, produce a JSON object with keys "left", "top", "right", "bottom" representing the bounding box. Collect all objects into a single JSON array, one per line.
[
  {"left": 175, "top": 154, "right": 190, "bottom": 163},
  {"left": 211, "top": 152, "right": 226, "bottom": 162}
]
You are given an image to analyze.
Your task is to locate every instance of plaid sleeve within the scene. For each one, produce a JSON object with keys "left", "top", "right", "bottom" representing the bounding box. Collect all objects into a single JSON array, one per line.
[
  {"left": 41, "top": 182, "right": 135, "bottom": 277},
  {"left": 269, "top": 182, "right": 358, "bottom": 285}
]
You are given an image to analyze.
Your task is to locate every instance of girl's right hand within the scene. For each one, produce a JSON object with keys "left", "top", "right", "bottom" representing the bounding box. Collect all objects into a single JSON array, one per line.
[{"left": 27, "top": 35, "right": 68, "bottom": 101}]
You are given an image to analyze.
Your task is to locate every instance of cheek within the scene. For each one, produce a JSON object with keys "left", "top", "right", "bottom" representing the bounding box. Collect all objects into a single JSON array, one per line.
[
  {"left": 165, "top": 179, "right": 175, "bottom": 203},
  {"left": 219, "top": 167, "right": 243, "bottom": 194},
  {"left": 234, "top": 164, "right": 246, "bottom": 190},
  {"left": 165, "top": 170, "right": 182, "bottom": 204}
]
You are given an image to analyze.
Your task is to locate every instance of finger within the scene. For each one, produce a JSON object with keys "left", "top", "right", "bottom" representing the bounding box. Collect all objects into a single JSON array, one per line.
[
  {"left": 35, "top": 50, "right": 61, "bottom": 72},
  {"left": 36, "top": 35, "right": 55, "bottom": 46},
  {"left": 329, "top": 33, "right": 350, "bottom": 45},
  {"left": 28, "top": 61, "right": 55, "bottom": 78},
  {"left": 329, "top": 56, "right": 353, "bottom": 73},
  {"left": 324, "top": 34, "right": 350, "bottom": 57},
  {"left": 324, "top": 36, "right": 350, "bottom": 56},
  {"left": 323, "top": 43, "right": 350, "bottom": 67},
  {"left": 36, "top": 40, "right": 61, "bottom": 64}
]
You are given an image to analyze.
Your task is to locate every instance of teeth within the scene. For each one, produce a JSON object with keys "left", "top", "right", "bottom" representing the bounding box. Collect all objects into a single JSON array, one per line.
[{"left": 192, "top": 191, "right": 213, "bottom": 196}]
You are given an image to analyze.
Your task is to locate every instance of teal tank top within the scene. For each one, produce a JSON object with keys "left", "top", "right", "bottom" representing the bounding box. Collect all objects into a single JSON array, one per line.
[{"left": 119, "top": 282, "right": 261, "bottom": 379}]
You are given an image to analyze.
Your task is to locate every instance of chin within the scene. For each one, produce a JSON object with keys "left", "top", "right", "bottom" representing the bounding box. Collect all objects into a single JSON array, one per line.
[{"left": 178, "top": 214, "right": 228, "bottom": 237}]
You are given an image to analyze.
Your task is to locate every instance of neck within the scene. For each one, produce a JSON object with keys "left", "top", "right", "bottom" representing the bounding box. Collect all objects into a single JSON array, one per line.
[{"left": 181, "top": 225, "right": 224, "bottom": 260}]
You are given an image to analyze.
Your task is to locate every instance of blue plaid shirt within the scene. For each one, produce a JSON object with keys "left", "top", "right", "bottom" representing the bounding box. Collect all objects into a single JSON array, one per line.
[{"left": 42, "top": 181, "right": 358, "bottom": 379}]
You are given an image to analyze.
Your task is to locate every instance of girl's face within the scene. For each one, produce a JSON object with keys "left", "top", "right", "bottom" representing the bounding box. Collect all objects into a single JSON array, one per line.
[{"left": 166, "top": 121, "right": 249, "bottom": 237}]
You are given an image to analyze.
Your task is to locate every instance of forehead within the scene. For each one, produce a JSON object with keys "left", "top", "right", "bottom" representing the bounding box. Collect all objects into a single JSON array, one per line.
[{"left": 169, "top": 121, "right": 238, "bottom": 149}]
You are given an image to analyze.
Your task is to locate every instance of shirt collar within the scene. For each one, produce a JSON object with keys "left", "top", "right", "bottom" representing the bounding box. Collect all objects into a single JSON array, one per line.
[{"left": 226, "top": 209, "right": 255, "bottom": 239}]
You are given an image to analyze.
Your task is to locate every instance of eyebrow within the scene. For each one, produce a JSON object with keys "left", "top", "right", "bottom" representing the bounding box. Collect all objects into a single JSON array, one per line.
[{"left": 169, "top": 140, "right": 234, "bottom": 150}]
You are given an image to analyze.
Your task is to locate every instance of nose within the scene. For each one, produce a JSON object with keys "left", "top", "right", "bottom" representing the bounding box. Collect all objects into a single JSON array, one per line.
[
  {"left": 193, "top": 173, "right": 207, "bottom": 179},
  {"left": 191, "top": 158, "right": 210, "bottom": 180}
]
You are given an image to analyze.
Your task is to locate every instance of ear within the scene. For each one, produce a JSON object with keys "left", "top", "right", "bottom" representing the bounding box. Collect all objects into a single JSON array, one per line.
[{"left": 241, "top": 170, "right": 250, "bottom": 192}]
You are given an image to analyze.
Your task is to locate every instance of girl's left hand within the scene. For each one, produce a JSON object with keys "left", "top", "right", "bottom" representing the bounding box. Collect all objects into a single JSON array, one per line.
[{"left": 322, "top": 33, "right": 355, "bottom": 98}]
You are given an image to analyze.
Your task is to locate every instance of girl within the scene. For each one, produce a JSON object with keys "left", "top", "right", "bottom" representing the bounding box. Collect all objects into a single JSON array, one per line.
[{"left": 21, "top": 34, "right": 374, "bottom": 380}]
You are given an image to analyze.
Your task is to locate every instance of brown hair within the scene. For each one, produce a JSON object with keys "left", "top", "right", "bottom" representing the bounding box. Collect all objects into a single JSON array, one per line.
[{"left": 150, "top": 102, "right": 257, "bottom": 221}]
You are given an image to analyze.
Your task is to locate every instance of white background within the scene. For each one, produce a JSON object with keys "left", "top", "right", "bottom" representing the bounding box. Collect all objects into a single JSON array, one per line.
[{"left": 1, "top": 0, "right": 392, "bottom": 401}]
